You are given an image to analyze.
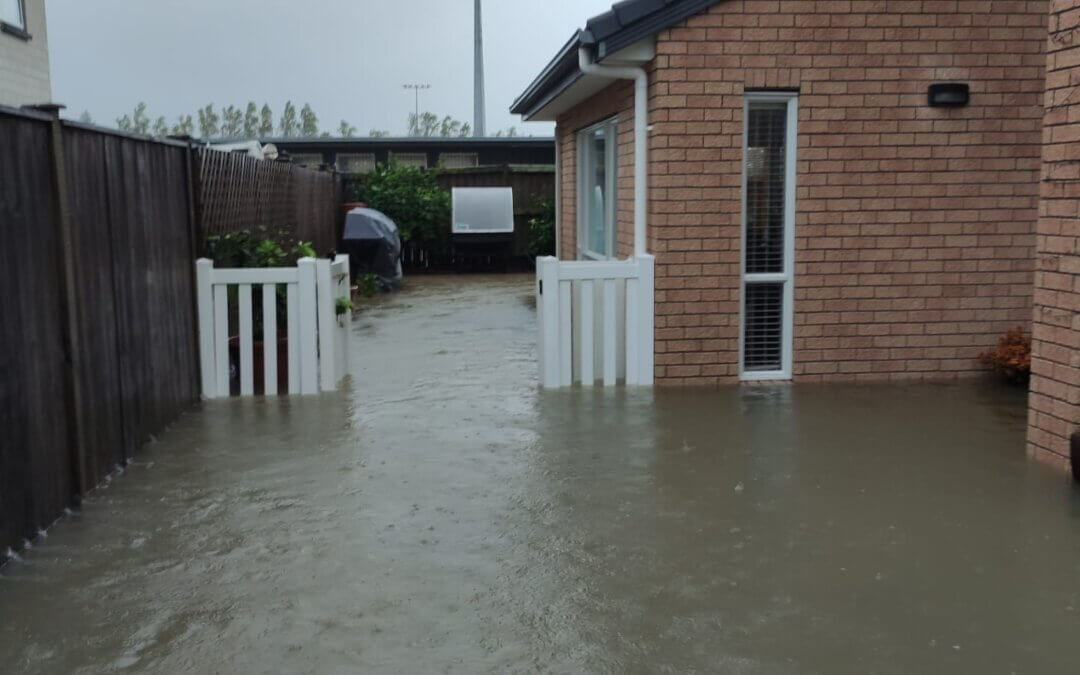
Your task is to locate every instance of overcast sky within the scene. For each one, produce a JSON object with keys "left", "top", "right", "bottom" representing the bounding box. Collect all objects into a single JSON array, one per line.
[{"left": 45, "top": 0, "right": 613, "bottom": 137}]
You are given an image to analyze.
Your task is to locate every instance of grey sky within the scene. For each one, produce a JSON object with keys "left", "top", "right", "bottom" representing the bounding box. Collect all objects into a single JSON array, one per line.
[{"left": 45, "top": 0, "right": 613, "bottom": 136}]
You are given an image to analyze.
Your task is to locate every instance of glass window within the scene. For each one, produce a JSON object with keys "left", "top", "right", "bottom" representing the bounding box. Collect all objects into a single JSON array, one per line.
[
  {"left": 577, "top": 118, "right": 617, "bottom": 259},
  {"left": 290, "top": 153, "right": 323, "bottom": 168},
  {"left": 392, "top": 153, "right": 427, "bottom": 169},
  {"left": 741, "top": 94, "right": 797, "bottom": 380},
  {"left": 336, "top": 153, "right": 376, "bottom": 173},
  {"left": 1, "top": 0, "right": 24, "bottom": 29},
  {"left": 439, "top": 152, "right": 479, "bottom": 169}
]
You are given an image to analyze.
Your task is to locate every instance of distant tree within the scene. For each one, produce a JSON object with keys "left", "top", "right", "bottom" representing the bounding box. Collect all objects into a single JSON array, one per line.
[
  {"left": 115, "top": 114, "right": 132, "bottom": 131},
  {"left": 243, "top": 102, "right": 259, "bottom": 138},
  {"left": 369, "top": 128, "right": 390, "bottom": 137},
  {"left": 300, "top": 103, "right": 319, "bottom": 137},
  {"left": 279, "top": 100, "right": 297, "bottom": 137},
  {"left": 319, "top": 131, "right": 331, "bottom": 138},
  {"left": 259, "top": 104, "right": 274, "bottom": 136},
  {"left": 198, "top": 104, "right": 220, "bottom": 138},
  {"left": 78, "top": 110, "right": 93, "bottom": 124},
  {"left": 338, "top": 120, "right": 357, "bottom": 137},
  {"left": 221, "top": 104, "right": 244, "bottom": 137},
  {"left": 152, "top": 116, "right": 169, "bottom": 137},
  {"left": 131, "top": 102, "right": 150, "bottom": 135},
  {"left": 492, "top": 126, "right": 518, "bottom": 137},
  {"left": 171, "top": 114, "right": 194, "bottom": 136},
  {"left": 409, "top": 111, "right": 470, "bottom": 137}
]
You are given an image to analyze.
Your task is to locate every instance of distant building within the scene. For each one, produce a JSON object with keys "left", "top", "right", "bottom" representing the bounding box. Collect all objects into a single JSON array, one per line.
[
  {"left": 257, "top": 136, "right": 555, "bottom": 172},
  {"left": 0, "top": 0, "right": 51, "bottom": 105}
]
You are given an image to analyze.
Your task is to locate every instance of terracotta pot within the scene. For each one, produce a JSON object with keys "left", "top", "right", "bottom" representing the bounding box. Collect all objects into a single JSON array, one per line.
[{"left": 228, "top": 335, "right": 289, "bottom": 394}]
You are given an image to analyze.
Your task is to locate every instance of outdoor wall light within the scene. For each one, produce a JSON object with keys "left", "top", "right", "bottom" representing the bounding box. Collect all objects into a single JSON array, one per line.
[{"left": 927, "top": 83, "right": 969, "bottom": 107}]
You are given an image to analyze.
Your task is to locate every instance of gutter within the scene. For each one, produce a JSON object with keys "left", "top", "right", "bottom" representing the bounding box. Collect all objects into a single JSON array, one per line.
[{"left": 577, "top": 46, "right": 648, "bottom": 257}]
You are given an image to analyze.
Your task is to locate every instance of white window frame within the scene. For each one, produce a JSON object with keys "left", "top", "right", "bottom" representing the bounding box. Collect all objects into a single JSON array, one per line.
[
  {"left": 1, "top": 0, "right": 25, "bottom": 30},
  {"left": 576, "top": 117, "right": 618, "bottom": 260},
  {"left": 739, "top": 92, "right": 797, "bottom": 381}
]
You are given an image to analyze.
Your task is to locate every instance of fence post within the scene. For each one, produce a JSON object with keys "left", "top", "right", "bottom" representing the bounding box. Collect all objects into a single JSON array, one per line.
[
  {"left": 537, "top": 256, "right": 561, "bottom": 387},
  {"left": 180, "top": 138, "right": 204, "bottom": 401},
  {"left": 334, "top": 254, "right": 351, "bottom": 384},
  {"left": 40, "top": 111, "right": 89, "bottom": 495},
  {"left": 637, "top": 254, "right": 655, "bottom": 386},
  {"left": 297, "top": 257, "right": 319, "bottom": 394},
  {"left": 195, "top": 259, "right": 216, "bottom": 398},
  {"left": 316, "top": 258, "right": 335, "bottom": 392}
]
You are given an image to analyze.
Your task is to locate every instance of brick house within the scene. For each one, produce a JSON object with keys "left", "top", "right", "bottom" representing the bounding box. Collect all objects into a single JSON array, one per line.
[
  {"left": 1027, "top": 0, "right": 1079, "bottom": 470},
  {"left": 512, "top": 0, "right": 1048, "bottom": 385}
]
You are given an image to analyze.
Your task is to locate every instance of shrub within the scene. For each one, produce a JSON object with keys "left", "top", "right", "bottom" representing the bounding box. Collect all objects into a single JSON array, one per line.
[
  {"left": 353, "top": 160, "right": 450, "bottom": 248},
  {"left": 526, "top": 194, "right": 556, "bottom": 259},
  {"left": 977, "top": 326, "right": 1031, "bottom": 384},
  {"left": 206, "top": 228, "right": 314, "bottom": 268}
]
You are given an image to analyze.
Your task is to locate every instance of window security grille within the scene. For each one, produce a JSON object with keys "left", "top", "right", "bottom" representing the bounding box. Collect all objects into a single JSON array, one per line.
[
  {"left": 743, "top": 283, "right": 784, "bottom": 371},
  {"left": 745, "top": 103, "right": 787, "bottom": 275}
]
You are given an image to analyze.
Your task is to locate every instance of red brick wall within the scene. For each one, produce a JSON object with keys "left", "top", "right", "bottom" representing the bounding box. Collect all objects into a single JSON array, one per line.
[
  {"left": 555, "top": 0, "right": 1048, "bottom": 385},
  {"left": 1027, "top": 0, "right": 1080, "bottom": 469},
  {"left": 555, "top": 80, "right": 639, "bottom": 260}
]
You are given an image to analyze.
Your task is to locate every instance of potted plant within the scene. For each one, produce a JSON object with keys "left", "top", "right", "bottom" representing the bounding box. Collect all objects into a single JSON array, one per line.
[
  {"left": 206, "top": 228, "right": 316, "bottom": 394},
  {"left": 977, "top": 326, "right": 1032, "bottom": 385}
]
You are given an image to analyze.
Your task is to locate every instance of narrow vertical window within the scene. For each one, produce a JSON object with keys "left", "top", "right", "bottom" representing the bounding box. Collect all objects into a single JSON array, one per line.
[
  {"left": 577, "top": 117, "right": 617, "bottom": 259},
  {"left": 741, "top": 93, "right": 796, "bottom": 379}
]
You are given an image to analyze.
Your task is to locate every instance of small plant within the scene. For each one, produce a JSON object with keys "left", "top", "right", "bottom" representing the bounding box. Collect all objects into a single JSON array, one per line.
[
  {"left": 526, "top": 194, "right": 556, "bottom": 259},
  {"left": 355, "top": 273, "right": 380, "bottom": 298},
  {"left": 335, "top": 296, "right": 354, "bottom": 326},
  {"left": 977, "top": 326, "right": 1031, "bottom": 384}
]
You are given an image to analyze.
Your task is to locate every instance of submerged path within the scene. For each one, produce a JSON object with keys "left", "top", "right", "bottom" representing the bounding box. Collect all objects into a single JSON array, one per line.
[{"left": 1, "top": 274, "right": 1078, "bottom": 674}]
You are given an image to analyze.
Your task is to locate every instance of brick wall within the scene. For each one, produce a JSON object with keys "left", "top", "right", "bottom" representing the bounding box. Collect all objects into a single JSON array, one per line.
[
  {"left": 555, "top": 0, "right": 1048, "bottom": 385},
  {"left": 0, "top": 0, "right": 51, "bottom": 106},
  {"left": 1027, "top": 0, "right": 1080, "bottom": 469},
  {"left": 555, "top": 80, "right": 639, "bottom": 260}
]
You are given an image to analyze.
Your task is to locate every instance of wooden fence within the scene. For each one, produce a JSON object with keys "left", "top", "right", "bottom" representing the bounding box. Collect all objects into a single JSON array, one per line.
[
  {"left": 195, "top": 148, "right": 342, "bottom": 256},
  {"left": 0, "top": 106, "right": 341, "bottom": 557}
]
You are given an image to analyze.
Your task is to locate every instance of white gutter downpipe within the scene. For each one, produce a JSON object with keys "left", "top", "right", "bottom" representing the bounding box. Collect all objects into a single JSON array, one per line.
[{"left": 578, "top": 46, "right": 648, "bottom": 257}]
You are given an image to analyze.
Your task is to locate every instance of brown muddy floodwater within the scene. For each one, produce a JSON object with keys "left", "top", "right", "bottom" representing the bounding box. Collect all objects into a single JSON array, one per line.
[{"left": 2, "top": 275, "right": 1079, "bottom": 674}]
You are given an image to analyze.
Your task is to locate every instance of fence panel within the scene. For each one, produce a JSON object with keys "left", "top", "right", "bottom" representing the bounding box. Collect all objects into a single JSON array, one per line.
[
  {"left": 196, "top": 149, "right": 342, "bottom": 256},
  {"left": 1, "top": 109, "right": 202, "bottom": 557},
  {"left": 536, "top": 255, "right": 655, "bottom": 388},
  {"left": 196, "top": 255, "right": 349, "bottom": 398},
  {"left": 0, "top": 113, "right": 74, "bottom": 553}
]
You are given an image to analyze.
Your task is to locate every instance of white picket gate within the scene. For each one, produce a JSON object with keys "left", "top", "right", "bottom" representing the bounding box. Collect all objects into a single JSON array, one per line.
[
  {"left": 536, "top": 255, "right": 654, "bottom": 387},
  {"left": 196, "top": 255, "right": 351, "bottom": 398}
]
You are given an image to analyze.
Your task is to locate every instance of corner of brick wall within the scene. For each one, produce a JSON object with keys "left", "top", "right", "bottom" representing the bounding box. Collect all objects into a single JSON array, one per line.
[{"left": 1027, "top": 0, "right": 1080, "bottom": 470}]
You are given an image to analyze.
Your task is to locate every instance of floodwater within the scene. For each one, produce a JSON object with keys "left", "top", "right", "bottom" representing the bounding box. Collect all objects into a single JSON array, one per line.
[{"left": 2, "top": 274, "right": 1079, "bottom": 674}]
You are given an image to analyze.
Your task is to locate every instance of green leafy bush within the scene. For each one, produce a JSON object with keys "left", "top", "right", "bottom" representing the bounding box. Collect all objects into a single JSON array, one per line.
[
  {"left": 206, "top": 228, "right": 315, "bottom": 268},
  {"left": 352, "top": 160, "right": 450, "bottom": 247},
  {"left": 355, "top": 273, "right": 380, "bottom": 297},
  {"left": 526, "top": 194, "right": 556, "bottom": 259}
]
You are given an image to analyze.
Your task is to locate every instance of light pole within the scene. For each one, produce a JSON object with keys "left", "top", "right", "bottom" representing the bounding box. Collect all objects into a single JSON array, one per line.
[{"left": 403, "top": 83, "right": 430, "bottom": 132}]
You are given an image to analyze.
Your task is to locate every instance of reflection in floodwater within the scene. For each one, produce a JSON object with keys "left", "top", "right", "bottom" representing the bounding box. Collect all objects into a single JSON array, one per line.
[{"left": 1, "top": 275, "right": 1077, "bottom": 674}]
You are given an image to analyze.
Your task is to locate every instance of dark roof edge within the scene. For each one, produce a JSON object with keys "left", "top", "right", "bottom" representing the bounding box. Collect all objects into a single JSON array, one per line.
[
  {"left": 510, "top": 0, "right": 722, "bottom": 118},
  {"left": 509, "top": 30, "right": 584, "bottom": 116},
  {"left": 597, "top": 0, "right": 719, "bottom": 58},
  {"left": 244, "top": 136, "right": 554, "bottom": 145}
]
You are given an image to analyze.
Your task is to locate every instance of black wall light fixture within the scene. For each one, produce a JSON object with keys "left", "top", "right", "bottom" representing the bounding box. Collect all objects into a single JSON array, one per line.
[{"left": 928, "top": 82, "right": 970, "bottom": 107}]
